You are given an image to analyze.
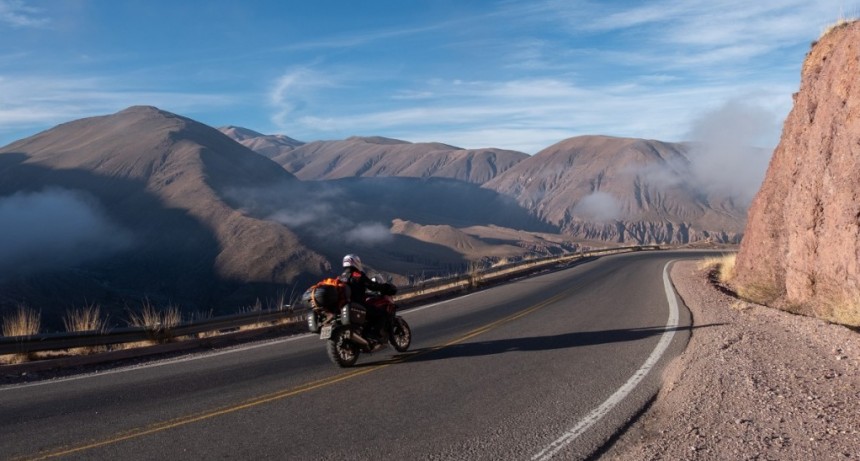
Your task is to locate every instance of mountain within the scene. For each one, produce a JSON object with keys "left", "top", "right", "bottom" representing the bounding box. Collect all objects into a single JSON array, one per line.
[
  {"left": 0, "top": 106, "right": 753, "bottom": 326},
  {"left": 225, "top": 176, "right": 559, "bottom": 281},
  {"left": 219, "top": 125, "right": 304, "bottom": 159},
  {"left": 733, "top": 20, "right": 860, "bottom": 326},
  {"left": 0, "top": 106, "right": 328, "bottom": 322},
  {"left": 267, "top": 136, "right": 528, "bottom": 184},
  {"left": 484, "top": 135, "right": 746, "bottom": 244}
]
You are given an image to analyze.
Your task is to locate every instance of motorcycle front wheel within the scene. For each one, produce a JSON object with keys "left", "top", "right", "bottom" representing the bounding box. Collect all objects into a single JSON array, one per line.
[
  {"left": 327, "top": 328, "right": 359, "bottom": 367},
  {"left": 389, "top": 317, "right": 412, "bottom": 352}
]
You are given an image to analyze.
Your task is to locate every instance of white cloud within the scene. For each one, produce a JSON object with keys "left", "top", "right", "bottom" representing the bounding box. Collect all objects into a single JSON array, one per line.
[
  {"left": 685, "top": 99, "right": 778, "bottom": 204},
  {"left": 345, "top": 223, "right": 393, "bottom": 245},
  {"left": 0, "top": 0, "right": 48, "bottom": 28},
  {"left": 573, "top": 192, "right": 623, "bottom": 222},
  {"left": 269, "top": 67, "right": 339, "bottom": 130},
  {"left": 0, "top": 75, "right": 234, "bottom": 139}
]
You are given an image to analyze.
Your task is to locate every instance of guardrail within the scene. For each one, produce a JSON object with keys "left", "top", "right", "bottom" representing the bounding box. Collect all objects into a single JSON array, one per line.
[{"left": 0, "top": 245, "right": 661, "bottom": 361}]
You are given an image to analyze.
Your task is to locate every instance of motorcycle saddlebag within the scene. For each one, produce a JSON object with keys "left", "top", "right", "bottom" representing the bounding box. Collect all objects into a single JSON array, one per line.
[
  {"left": 306, "top": 310, "right": 322, "bottom": 333},
  {"left": 340, "top": 303, "right": 367, "bottom": 326}
]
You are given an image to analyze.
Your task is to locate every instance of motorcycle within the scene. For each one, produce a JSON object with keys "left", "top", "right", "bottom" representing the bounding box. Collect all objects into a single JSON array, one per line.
[{"left": 302, "top": 277, "right": 412, "bottom": 367}]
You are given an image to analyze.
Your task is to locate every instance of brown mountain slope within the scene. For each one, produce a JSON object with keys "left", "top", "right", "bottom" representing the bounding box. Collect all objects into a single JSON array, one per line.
[
  {"left": 390, "top": 219, "right": 522, "bottom": 257},
  {"left": 484, "top": 135, "right": 746, "bottom": 244},
  {"left": 0, "top": 106, "right": 328, "bottom": 321},
  {"left": 733, "top": 20, "right": 860, "bottom": 326},
  {"left": 219, "top": 126, "right": 304, "bottom": 159},
  {"left": 270, "top": 136, "right": 528, "bottom": 184},
  {"left": 223, "top": 176, "right": 558, "bottom": 282}
]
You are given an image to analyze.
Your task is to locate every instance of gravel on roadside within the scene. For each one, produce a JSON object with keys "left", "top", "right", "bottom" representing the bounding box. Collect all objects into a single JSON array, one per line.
[{"left": 603, "top": 261, "right": 860, "bottom": 461}]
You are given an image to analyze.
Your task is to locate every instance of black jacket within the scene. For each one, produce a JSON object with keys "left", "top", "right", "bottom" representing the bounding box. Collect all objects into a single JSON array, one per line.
[{"left": 338, "top": 267, "right": 383, "bottom": 304}]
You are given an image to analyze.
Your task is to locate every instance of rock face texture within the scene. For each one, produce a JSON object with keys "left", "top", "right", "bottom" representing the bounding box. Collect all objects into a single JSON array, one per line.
[{"left": 733, "top": 21, "right": 860, "bottom": 325}]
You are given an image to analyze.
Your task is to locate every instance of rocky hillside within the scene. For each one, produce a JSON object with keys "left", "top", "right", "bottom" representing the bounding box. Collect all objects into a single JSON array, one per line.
[
  {"left": 0, "top": 106, "right": 328, "bottom": 320},
  {"left": 484, "top": 135, "right": 746, "bottom": 244},
  {"left": 733, "top": 20, "right": 860, "bottom": 326},
  {"left": 266, "top": 135, "right": 528, "bottom": 184},
  {"left": 218, "top": 126, "right": 304, "bottom": 158}
]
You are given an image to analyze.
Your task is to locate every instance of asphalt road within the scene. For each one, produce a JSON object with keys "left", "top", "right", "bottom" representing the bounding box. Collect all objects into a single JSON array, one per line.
[{"left": 0, "top": 251, "right": 707, "bottom": 460}]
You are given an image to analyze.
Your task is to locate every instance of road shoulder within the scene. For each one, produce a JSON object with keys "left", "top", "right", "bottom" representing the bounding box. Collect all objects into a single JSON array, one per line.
[{"left": 603, "top": 260, "right": 860, "bottom": 460}]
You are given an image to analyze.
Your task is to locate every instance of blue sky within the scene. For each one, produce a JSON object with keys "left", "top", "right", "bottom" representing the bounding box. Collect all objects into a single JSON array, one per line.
[{"left": 1, "top": 0, "right": 857, "bottom": 153}]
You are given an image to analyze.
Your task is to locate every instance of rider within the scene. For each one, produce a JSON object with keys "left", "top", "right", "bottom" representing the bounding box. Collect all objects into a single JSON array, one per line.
[{"left": 338, "top": 254, "right": 386, "bottom": 340}]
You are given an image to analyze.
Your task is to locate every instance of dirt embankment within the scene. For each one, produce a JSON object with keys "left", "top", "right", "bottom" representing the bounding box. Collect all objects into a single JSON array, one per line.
[{"left": 604, "top": 261, "right": 860, "bottom": 460}]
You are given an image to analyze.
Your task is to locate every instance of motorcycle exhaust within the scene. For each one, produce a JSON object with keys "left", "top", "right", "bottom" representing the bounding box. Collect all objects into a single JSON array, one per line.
[
  {"left": 347, "top": 330, "right": 371, "bottom": 348},
  {"left": 346, "top": 330, "right": 386, "bottom": 352}
]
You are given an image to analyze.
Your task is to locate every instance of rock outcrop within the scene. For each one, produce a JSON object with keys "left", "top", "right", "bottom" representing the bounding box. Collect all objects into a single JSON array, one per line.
[{"left": 733, "top": 21, "right": 860, "bottom": 326}]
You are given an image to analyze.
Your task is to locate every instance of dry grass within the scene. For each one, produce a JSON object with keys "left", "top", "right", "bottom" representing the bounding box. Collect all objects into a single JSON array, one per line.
[
  {"left": 697, "top": 253, "right": 736, "bottom": 285},
  {"left": 736, "top": 281, "right": 783, "bottom": 306},
  {"left": 63, "top": 303, "right": 107, "bottom": 333},
  {"left": 2, "top": 305, "right": 41, "bottom": 337},
  {"left": 467, "top": 260, "right": 484, "bottom": 288},
  {"left": 819, "top": 17, "right": 856, "bottom": 40},
  {"left": 127, "top": 300, "right": 182, "bottom": 331},
  {"left": 1, "top": 306, "right": 41, "bottom": 364},
  {"left": 62, "top": 303, "right": 109, "bottom": 354},
  {"left": 814, "top": 294, "right": 860, "bottom": 328}
]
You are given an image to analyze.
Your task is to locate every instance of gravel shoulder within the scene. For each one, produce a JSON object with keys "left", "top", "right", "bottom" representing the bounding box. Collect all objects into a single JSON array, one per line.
[{"left": 603, "top": 260, "right": 860, "bottom": 460}]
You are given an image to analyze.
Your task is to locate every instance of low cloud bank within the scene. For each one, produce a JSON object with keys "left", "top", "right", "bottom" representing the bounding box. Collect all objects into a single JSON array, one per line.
[
  {"left": 0, "top": 188, "right": 133, "bottom": 278},
  {"left": 227, "top": 182, "right": 394, "bottom": 246},
  {"left": 685, "top": 99, "right": 778, "bottom": 204}
]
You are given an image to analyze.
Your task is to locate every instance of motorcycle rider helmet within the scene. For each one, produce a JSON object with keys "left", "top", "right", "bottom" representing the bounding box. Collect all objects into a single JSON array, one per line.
[{"left": 342, "top": 254, "right": 362, "bottom": 272}]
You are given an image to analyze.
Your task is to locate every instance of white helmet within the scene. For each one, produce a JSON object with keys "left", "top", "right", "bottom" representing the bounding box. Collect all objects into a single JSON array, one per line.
[{"left": 342, "top": 254, "right": 362, "bottom": 271}]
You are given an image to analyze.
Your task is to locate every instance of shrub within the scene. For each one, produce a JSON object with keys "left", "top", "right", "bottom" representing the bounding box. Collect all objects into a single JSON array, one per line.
[
  {"left": 63, "top": 303, "right": 107, "bottom": 333},
  {"left": 2, "top": 305, "right": 41, "bottom": 337},
  {"left": 127, "top": 300, "right": 181, "bottom": 330},
  {"left": 697, "top": 253, "right": 736, "bottom": 285}
]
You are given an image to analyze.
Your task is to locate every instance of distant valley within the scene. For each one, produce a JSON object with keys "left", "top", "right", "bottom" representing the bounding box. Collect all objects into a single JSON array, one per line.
[{"left": 0, "top": 106, "right": 749, "bottom": 326}]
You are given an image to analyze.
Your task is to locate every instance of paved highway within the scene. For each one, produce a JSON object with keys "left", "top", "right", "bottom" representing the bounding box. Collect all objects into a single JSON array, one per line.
[{"left": 1, "top": 251, "right": 705, "bottom": 460}]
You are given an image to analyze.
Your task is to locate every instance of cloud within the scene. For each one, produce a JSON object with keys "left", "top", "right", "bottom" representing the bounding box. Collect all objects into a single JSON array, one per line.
[
  {"left": 0, "top": 75, "right": 235, "bottom": 144},
  {"left": 0, "top": 0, "right": 48, "bottom": 28},
  {"left": 0, "top": 188, "right": 133, "bottom": 278},
  {"left": 269, "top": 67, "right": 339, "bottom": 130},
  {"left": 226, "top": 182, "right": 393, "bottom": 248},
  {"left": 684, "top": 99, "right": 778, "bottom": 204},
  {"left": 345, "top": 223, "right": 394, "bottom": 245},
  {"left": 573, "top": 191, "right": 622, "bottom": 222}
]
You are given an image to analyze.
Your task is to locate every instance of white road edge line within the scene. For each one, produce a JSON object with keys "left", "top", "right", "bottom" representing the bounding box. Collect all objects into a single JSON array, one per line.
[
  {"left": 0, "top": 291, "right": 473, "bottom": 392},
  {"left": 531, "top": 260, "right": 680, "bottom": 461}
]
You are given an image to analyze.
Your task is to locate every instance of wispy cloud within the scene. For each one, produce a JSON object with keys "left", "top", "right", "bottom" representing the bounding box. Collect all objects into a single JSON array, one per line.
[
  {"left": 271, "top": 73, "right": 791, "bottom": 153},
  {"left": 268, "top": 67, "right": 340, "bottom": 130},
  {"left": 282, "top": 21, "right": 455, "bottom": 51},
  {"left": 0, "top": 0, "right": 48, "bottom": 28},
  {"left": 0, "top": 75, "right": 235, "bottom": 140}
]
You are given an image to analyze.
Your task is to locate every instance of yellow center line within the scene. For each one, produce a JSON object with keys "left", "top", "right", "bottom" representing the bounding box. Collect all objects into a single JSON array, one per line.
[{"left": 21, "top": 286, "right": 577, "bottom": 461}]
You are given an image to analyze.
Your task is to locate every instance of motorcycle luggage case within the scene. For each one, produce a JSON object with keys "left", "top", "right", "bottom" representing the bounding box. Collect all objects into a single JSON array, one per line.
[
  {"left": 306, "top": 311, "right": 321, "bottom": 333},
  {"left": 340, "top": 303, "right": 367, "bottom": 326}
]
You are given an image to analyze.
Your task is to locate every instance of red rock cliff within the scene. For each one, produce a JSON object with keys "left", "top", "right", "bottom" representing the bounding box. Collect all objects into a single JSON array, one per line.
[{"left": 733, "top": 21, "right": 860, "bottom": 326}]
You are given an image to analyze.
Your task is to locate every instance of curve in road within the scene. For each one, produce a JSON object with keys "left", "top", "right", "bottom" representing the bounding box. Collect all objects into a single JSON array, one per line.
[{"left": 1, "top": 250, "right": 709, "bottom": 460}]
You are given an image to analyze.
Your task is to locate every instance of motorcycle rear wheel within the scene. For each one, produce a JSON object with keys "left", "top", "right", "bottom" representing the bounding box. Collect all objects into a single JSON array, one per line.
[
  {"left": 389, "top": 317, "right": 412, "bottom": 352},
  {"left": 327, "top": 328, "right": 359, "bottom": 367}
]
